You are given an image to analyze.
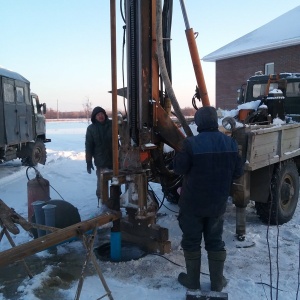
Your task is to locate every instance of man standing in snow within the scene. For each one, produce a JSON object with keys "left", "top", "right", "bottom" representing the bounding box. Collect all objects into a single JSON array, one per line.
[
  {"left": 85, "top": 106, "right": 113, "bottom": 205},
  {"left": 173, "top": 106, "right": 243, "bottom": 292}
]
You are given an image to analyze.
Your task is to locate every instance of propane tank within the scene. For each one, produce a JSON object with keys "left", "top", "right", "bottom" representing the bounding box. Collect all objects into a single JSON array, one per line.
[{"left": 27, "top": 171, "right": 50, "bottom": 222}]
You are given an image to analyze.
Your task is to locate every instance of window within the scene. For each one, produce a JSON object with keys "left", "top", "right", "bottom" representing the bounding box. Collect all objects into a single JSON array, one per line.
[
  {"left": 252, "top": 83, "right": 278, "bottom": 98},
  {"left": 286, "top": 82, "right": 300, "bottom": 97},
  {"left": 16, "top": 87, "right": 25, "bottom": 103},
  {"left": 3, "top": 82, "right": 15, "bottom": 103},
  {"left": 24, "top": 84, "right": 30, "bottom": 104},
  {"left": 32, "top": 95, "right": 38, "bottom": 114},
  {"left": 265, "top": 63, "right": 274, "bottom": 75}
]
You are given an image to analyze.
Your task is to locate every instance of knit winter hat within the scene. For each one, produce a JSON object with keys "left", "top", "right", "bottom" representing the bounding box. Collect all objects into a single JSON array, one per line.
[
  {"left": 91, "top": 106, "right": 107, "bottom": 123},
  {"left": 194, "top": 106, "right": 219, "bottom": 132}
]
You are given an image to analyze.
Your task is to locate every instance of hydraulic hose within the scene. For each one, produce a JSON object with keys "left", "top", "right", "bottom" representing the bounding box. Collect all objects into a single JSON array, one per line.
[{"left": 156, "top": 0, "right": 193, "bottom": 137}]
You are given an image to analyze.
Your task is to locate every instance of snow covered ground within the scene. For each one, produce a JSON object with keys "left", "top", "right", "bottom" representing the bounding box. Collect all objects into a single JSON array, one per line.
[{"left": 0, "top": 120, "right": 300, "bottom": 300}]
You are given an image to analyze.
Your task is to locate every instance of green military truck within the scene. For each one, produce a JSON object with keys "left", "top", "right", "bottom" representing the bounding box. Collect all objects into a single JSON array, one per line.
[{"left": 0, "top": 67, "right": 50, "bottom": 166}]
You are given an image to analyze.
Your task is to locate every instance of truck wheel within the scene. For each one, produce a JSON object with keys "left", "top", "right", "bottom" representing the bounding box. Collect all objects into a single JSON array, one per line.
[
  {"left": 26, "top": 140, "right": 47, "bottom": 166},
  {"left": 255, "top": 160, "right": 299, "bottom": 225}
]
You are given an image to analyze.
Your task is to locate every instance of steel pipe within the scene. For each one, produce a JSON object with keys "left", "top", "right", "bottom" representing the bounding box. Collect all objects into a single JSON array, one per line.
[{"left": 110, "top": 0, "right": 119, "bottom": 177}]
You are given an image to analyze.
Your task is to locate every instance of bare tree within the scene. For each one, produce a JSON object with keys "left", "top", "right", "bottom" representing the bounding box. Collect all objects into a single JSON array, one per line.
[{"left": 82, "top": 97, "right": 93, "bottom": 123}]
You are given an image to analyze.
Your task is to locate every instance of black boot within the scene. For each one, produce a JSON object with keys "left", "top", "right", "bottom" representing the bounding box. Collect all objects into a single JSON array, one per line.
[
  {"left": 208, "top": 250, "right": 227, "bottom": 292},
  {"left": 178, "top": 250, "right": 201, "bottom": 289}
]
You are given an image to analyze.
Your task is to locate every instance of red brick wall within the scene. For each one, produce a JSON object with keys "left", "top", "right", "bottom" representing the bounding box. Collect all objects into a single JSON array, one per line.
[{"left": 215, "top": 45, "right": 300, "bottom": 110}]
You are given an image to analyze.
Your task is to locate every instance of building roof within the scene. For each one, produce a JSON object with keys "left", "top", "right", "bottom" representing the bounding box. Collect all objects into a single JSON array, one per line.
[{"left": 203, "top": 6, "right": 300, "bottom": 62}]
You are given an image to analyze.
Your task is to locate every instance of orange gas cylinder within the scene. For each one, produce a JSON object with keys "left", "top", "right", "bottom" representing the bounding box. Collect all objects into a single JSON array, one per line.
[{"left": 27, "top": 174, "right": 50, "bottom": 222}]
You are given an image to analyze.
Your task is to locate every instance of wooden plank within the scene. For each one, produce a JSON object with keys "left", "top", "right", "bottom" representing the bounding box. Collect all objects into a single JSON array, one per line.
[
  {"left": 247, "top": 128, "right": 281, "bottom": 169},
  {"left": 248, "top": 149, "right": 279, "bottom": 165},
  {"left": 0, "top": 199, "right": 26, "bottom": 234},
  {"left": 249, "top": 132, "right": 279, "bottom": 153},
  {"left": 186, "top": 290, "right": 228, "bottom": 300},
  {"left": 245, "top": 155, "right": 279, "bottom": 171},
  {"left": 247, "top": 137, "right": 279, "bottom": 167},
  {"left": 249, "top": 144, "right": 278, "bottom": 161},
  {"left": 249, "top": 131, "right": 280, "bottom": 147},
  {"left": 281, "top": 127, "right": 300, "bottom": 154},
  {"left": 282, "top": 148, "right": 300, "bottom": 158},
  {"left": 244, "top": 123, "right": 300, "bottom": 170},
  {"left": 234, "top": 123, "right": 300, "bottom": 171},
  {"left": 250, "top": 123, "right": 300, "bottom": 135},
  {"left": 282, "top": 126, "right": 300, "bottom": 139},
  {"left": 0, "top": 212, "right": 121, "bottom": 267}
]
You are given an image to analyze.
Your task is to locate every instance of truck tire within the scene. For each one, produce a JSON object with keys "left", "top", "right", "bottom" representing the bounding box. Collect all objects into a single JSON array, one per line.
[
  {"left": 255, "top": 160, "right": 299, "bottom": 225},
  {"left": 25, "top": 140, "right": 47, "bottom": 166}
]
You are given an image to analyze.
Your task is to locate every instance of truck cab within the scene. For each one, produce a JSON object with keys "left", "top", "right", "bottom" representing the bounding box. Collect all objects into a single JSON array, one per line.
[
  {"left": 0, "top": 67, "right": 50, "bottom": 166},
  {"left": 237, "top": 72, "right": 300, "bottom": 122}
]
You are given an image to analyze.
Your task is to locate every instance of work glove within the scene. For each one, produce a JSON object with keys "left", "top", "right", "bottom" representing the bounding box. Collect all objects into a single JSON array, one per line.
[{"left": 87, "top": 161, "right": 94, "bottom": 174}]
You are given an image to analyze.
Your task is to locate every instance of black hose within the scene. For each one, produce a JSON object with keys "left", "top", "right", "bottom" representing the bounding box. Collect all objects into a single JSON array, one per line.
[{"left": 26, "top": 166, "right": 40, "bottom": 181}]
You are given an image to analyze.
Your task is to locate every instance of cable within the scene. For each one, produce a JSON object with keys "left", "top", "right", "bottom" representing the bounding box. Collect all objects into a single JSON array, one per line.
[
  {"left": 160, "top": 194, "right": 179, "bottom": 213},
  {"left": 148, "top": 253, "right": 184, "bottom": 268},
  {"left": 297, "top": 240, "right": 300, "bottom": 299},
  {"left": 26, "top": 166, "right": 40, "bottom": 181},
  {"left": 147, "top": 253, "right": 209, "bottom": 276},
  {"left": 49, "top": 184, "right": 65, "bottom": 201},
  {"left": 119, "top": 0, "right": 125, "bottom": 23},
  {"left": 192, "top": 86, "right": 200, "bottom": 110},
  {"left": 148, "top": 183, "right": 179, "bottom": 214},
  {"left": 255, "top": 282, "right": 287, "bottom": 293}
]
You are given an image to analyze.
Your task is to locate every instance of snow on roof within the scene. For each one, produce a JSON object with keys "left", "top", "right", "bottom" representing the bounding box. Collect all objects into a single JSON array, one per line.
[
  {"left": 203, "top": 6, "right": 300, "bottom": 62},
  {"left": 0, "top": 66, "right": 30, "bottom": 83}
]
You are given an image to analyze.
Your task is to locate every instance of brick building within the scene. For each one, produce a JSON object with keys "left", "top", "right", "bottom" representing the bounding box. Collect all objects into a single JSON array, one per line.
[{"left": 203, "top": 6, "right": 300, "bottom": 110}]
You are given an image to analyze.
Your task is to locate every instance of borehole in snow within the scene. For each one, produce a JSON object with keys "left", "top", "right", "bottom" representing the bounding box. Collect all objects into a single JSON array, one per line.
[{"left": 94, "top": 241, "right": 146, "bottom": 262}]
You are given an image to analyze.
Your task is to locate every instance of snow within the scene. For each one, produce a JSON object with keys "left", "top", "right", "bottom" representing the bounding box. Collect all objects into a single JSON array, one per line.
[
  {"left": 0, "top": 120, "right": 300, "bottom": 300},
  {"left": 218, "top": 99, "right": 262, "bottom": 118},
  {"left": 269, "top": 89, "right": 284, "bottom": 95}
]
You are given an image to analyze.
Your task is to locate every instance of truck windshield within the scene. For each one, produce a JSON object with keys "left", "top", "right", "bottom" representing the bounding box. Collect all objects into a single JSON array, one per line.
[
  {"left": 252, "top": 83, "right": 278, "bottom": 98},
  {"left": 286, "top": 82, "right": 300, "bottom": 97}
]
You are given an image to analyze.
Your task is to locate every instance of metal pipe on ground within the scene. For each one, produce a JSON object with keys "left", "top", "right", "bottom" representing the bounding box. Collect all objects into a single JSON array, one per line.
[
  {"left": 32, "top": 200, "right": 46, "bottom": 237},
  {"left": 43, "top": 204, "right": 56, "bottom": 234}
]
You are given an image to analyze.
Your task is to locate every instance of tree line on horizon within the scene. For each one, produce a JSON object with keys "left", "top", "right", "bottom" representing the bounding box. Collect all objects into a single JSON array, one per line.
[{"left": 45, "top": 106, "right": 196, "bottom": 119}]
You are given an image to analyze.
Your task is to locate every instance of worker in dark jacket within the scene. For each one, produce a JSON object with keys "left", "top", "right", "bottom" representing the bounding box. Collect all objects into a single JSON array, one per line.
[
  {"left": 173, "top": 106, "right": 243, "bottom": 292},
  {"left": 85, "top": 106, "right": 113, "bottom": 204}
]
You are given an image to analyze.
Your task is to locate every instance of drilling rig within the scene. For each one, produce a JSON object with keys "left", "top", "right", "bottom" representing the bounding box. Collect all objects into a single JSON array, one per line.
[
  {"left": 101, "top": 0, "right": 209, "bottom": 255},
  {"left": 103, "top": 0, "right": 300, "bottom": 258}
]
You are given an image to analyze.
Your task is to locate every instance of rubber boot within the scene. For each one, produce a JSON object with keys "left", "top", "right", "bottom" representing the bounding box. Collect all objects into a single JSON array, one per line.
[
  {"left": 208, "top": 250, "right": 227, "bottom": 292},
  {"left": 178, "top": 250, "right": 201, "bottom": 289}
]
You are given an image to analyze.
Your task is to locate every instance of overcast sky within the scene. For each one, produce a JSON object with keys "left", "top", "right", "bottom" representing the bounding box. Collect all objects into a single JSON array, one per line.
[{"left": 0, "top": 1, "right": 299, "bottom": 111}]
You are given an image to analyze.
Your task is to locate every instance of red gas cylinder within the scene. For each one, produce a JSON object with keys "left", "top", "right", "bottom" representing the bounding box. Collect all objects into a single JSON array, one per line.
[{"left": 27, "top": 174, "right": 50, "bottom": 222}]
